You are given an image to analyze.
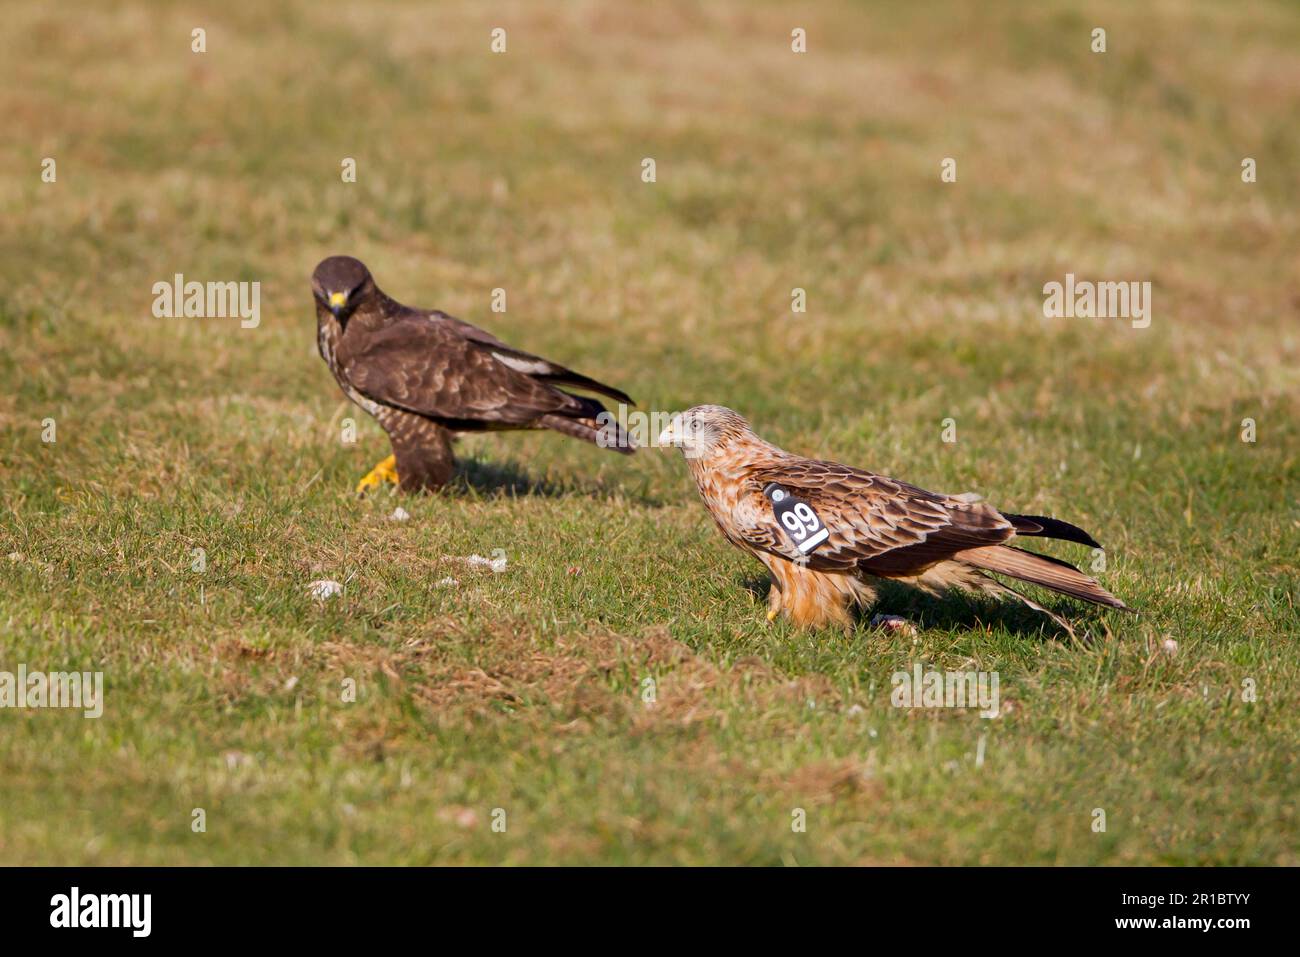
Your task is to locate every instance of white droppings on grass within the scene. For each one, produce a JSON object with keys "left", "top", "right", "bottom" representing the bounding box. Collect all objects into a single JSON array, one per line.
[
  {"left": 222, "top": 750, "right": 254, "bottom": 770},
  {"left": 464, "top": 553, "right": 508, "bottom": 573},
  {"left": 308, "top": 579, "right": 343, "bottom": 601},
  {"left": 436, "top": 577, "right": 459, "bottom": 588},
  {"left": 1162, "top": 637, "right": 1179, "bottom": 656},
  {"left": 390, "top": 506, "right": 410, "bottom": 522},
  {"left": 438, "top": 806, "right": 479, "bottom": 829}
]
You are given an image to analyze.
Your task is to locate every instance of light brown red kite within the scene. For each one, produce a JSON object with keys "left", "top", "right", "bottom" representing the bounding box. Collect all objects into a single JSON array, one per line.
[{"left": 660, "top": 405, "right": 1129, "bottom": 630}]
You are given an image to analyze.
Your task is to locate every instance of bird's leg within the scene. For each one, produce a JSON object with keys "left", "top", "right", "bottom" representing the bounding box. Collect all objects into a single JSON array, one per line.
[
  {"left": 760, "top": 562, "right": 786, "bottom": 622},
  {"left": 355, "top": 454, "right": 399, "bottom": 495},
  {"left": 766, "top": 583, "right": 783, "bottom": 622}
]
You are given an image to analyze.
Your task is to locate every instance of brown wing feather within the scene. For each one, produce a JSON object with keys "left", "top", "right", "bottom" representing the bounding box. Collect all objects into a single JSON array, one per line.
[
  {"left": 741, "top": 459, "right": 1015, "bottom": 575},
  {"left": 422, "top": 310, "right": 634, "bottom": 405},
  {"left": 339, "top": 318, "right": 589, "bottom": 425}
]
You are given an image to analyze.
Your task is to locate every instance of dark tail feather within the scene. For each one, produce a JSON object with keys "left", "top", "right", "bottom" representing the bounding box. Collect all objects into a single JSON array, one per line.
[
  {"left": 1003, "top": 512, "right": 1102, "bottom": 549},
  {"left": 539, "top": 371, "right": 633, "bottom": 406},
  {"left": 538, "top": 411, "right": 636, "bottom": 455},
  {"left": 958, "top": 545, "right": 1130, "bottom": 611}
]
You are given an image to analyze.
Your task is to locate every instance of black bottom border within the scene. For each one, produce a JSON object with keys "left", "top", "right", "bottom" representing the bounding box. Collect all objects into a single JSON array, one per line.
[{"left": 0, "top": 865, "right": 1285, "bottom": 943}]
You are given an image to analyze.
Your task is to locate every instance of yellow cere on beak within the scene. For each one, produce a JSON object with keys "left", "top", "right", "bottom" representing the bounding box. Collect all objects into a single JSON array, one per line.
[{"left": 328, "top": 291, "right": 348, "bottom": 309}]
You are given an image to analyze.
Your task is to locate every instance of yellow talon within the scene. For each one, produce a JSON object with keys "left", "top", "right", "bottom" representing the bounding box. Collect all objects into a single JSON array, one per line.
[
  {"left": 766, "top": 607, "right": 779, "bottom": 622},
  {"left": 355, "top": 454, "right": 399, "bottom": 495}
]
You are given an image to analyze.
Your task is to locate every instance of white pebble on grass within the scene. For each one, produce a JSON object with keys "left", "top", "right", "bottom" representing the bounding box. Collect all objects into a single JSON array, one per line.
[
  {"left": 465, "top": 553, "right": 508, "bottom": 573},
  {"left": 307, "top": 579, "right": 343, "bottom": 601}
]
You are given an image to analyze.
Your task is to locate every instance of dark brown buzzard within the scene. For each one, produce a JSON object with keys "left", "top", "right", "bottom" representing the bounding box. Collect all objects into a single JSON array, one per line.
[
  {"left": 311, "top": 256, "right": 634, "bottom": 493},
  {"left": 660, "top": 405, "right": 1130, "bottom": 631}
]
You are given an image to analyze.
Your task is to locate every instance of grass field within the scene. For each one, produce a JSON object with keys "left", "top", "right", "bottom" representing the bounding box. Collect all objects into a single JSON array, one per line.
[{"left": 1, "top": 0, "right": 1297, "bottom": 865}]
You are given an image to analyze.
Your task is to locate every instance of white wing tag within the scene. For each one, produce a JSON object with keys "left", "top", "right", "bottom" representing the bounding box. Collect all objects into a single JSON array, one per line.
[{"left": 763, "top": 483, "right": 830, "bottom": 554}]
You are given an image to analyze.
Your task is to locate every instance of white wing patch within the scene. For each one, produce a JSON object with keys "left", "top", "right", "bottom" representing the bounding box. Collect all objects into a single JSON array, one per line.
[{"left": 491, "top": 352, "right": 552, "bottom": 375}]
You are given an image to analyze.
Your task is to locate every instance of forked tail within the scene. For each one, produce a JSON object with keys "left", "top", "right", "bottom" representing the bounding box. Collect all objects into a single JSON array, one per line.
[{"left": 957, "top": 545, "right": 1130, "bottom": 611}]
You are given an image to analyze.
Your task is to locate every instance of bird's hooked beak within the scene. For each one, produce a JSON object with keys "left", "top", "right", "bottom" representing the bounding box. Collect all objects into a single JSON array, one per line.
[
  {"left": 327, "top": 290, "right": 348, "bottom": 318},
  {"left": 658, "top": 415, "right": 702, "bottom": 458}
]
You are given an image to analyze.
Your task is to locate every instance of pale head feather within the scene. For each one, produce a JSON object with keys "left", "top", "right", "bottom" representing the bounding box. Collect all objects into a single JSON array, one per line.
[{"left": 658, "top": 405, "right": 756, "bottom": 458}]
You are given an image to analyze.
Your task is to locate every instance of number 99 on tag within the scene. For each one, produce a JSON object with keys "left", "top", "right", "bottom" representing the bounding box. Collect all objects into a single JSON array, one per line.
[{"left": 763, "top": 484, "right": 830, "bottom": 554}]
